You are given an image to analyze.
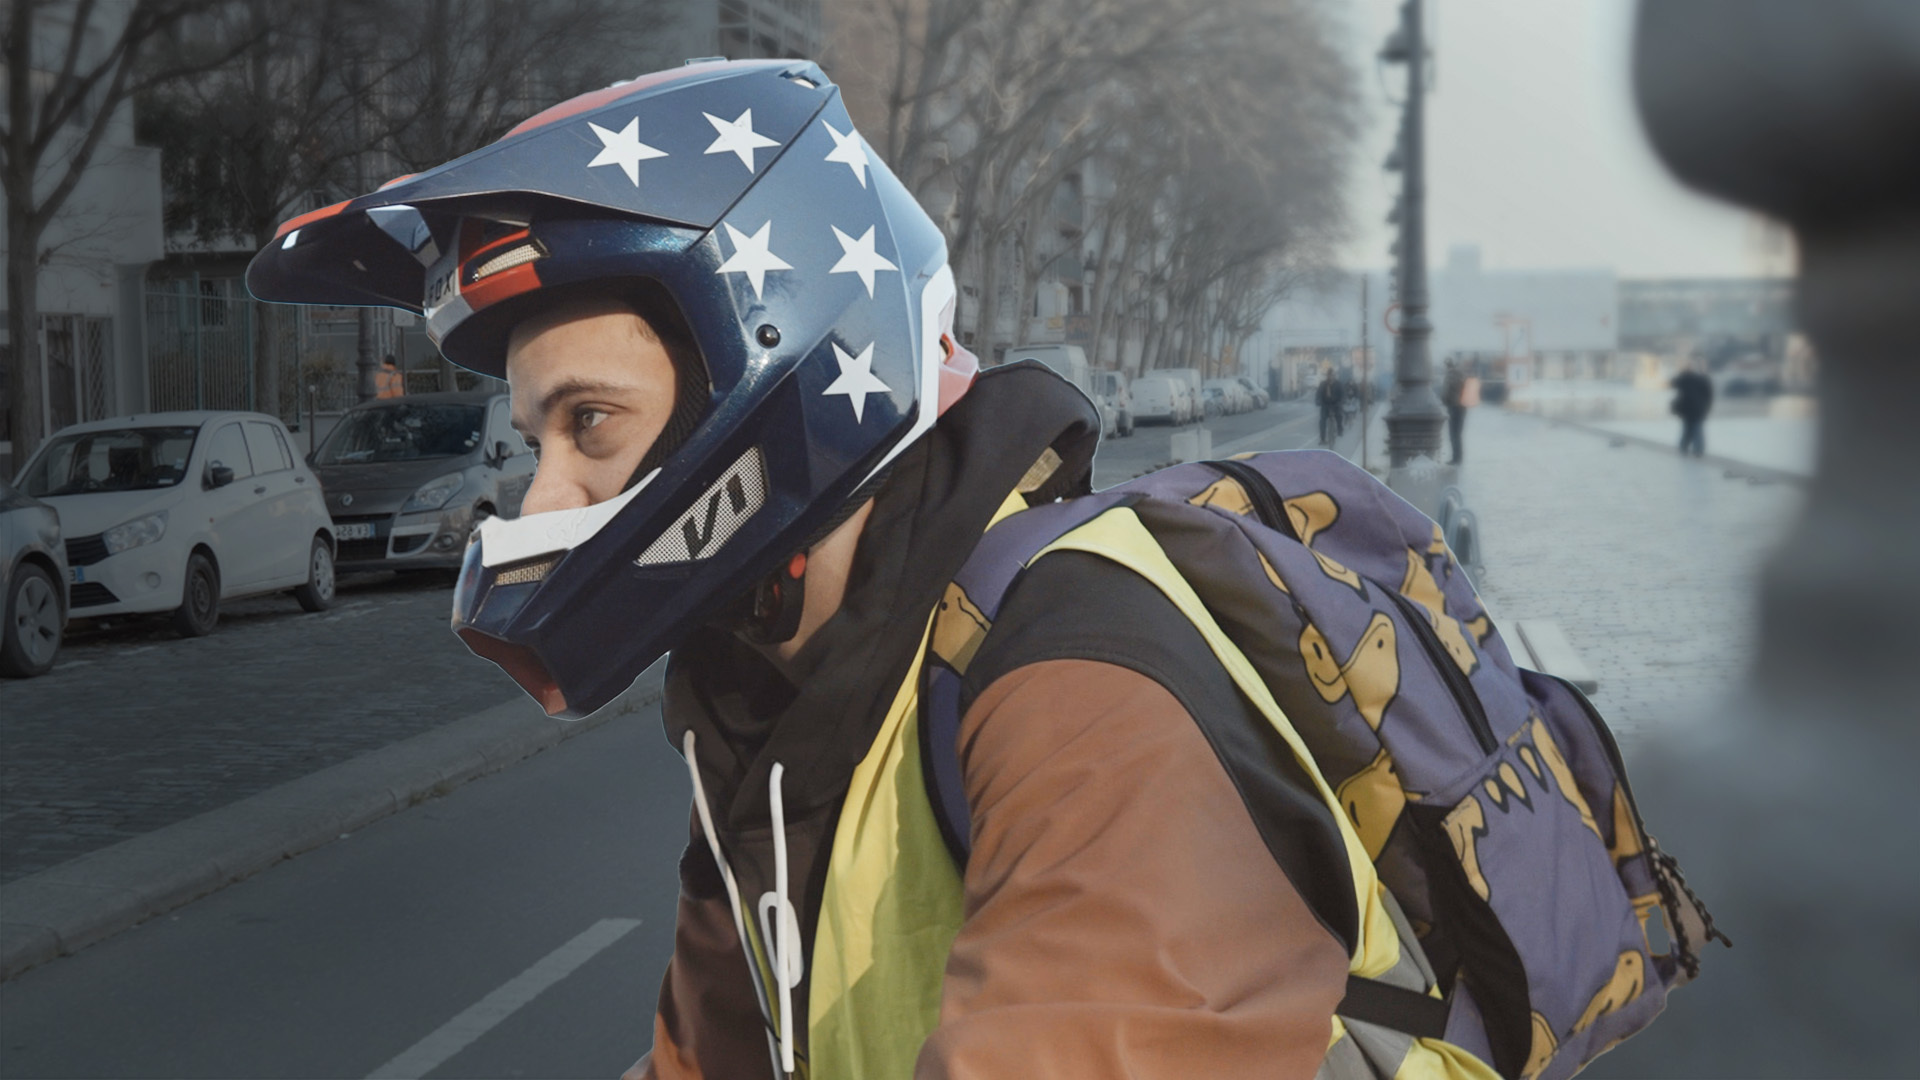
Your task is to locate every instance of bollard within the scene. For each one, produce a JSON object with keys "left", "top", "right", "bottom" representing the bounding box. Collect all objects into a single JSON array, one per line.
[
  {"left": 1621, "top": 2, "right": 1920, "bottom": 1071},
  {"left": 1169, "top": 428, "right": 1211, "bottom": 464}
]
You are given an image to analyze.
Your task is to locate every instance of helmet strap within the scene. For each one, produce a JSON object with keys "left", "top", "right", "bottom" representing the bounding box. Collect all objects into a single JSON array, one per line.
[{"left": 719, "top": 463, "right": 894, "bottom": 646}]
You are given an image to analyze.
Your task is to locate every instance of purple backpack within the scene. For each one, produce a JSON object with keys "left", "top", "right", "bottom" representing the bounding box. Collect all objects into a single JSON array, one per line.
[{"left": 921, "top": 450, "right": 1725, "bottom": 1080}]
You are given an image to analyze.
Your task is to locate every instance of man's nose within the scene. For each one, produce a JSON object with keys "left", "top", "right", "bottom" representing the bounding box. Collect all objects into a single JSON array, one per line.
[{"left": 519, "top": 462, "right": 591, "bottom": 516}]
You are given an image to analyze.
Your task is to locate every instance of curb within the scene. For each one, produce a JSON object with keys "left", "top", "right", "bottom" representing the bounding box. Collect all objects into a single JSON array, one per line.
[
  {"left": 0, "top": 662, "right": 668, "bottom": 982},
  {"left": 1513, "top": 409, "right": 1811, "bottom": 486}
]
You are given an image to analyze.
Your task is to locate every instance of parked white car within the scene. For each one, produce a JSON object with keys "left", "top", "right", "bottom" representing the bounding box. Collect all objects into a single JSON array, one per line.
[
  {"left": 1236, "top": 375, "right": 1270, "bottom": 410},
  {"left": 13, "top": 411, "right": 337, "bottom": 636},
  {"left": 1204, "top": 378, "right": 1251, "bottom": 415}
]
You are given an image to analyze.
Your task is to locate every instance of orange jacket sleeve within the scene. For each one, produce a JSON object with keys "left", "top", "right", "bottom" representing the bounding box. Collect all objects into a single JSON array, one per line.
[{"left": 916, "top": 659, "right": 1348, "bottom": 1079}]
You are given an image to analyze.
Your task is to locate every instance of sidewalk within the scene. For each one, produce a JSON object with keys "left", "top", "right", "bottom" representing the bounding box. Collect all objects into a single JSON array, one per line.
[
  {"left": 1362, "top": 405, "right": 1805, "bottom": 750},
  {"left": 1507, "top": 380, "right": 1818, "bottom": 481}
]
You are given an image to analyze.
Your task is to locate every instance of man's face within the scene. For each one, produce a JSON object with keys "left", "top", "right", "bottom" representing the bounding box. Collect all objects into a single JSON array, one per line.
[{"left": 506, "top": 298, "right": 679, "bottom": 515}]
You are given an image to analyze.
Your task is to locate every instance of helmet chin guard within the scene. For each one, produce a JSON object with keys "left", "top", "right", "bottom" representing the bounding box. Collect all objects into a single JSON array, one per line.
[{"left": 252, "top": 59, "right": 976, "bottom": 717}]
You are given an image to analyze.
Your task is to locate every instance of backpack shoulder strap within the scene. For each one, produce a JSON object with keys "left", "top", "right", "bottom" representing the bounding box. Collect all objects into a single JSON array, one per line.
[
  {"left": 919, "top": 454, "right": 1308, "bottom": 867},
  {"left": 920, "top": 488, "right": 1136, "bottom": 865}
]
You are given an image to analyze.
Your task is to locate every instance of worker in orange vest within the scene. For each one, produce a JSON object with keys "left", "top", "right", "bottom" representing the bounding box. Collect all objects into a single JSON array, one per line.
[{"left": 375, "top": 354, "right": 406, "bottom": 398}]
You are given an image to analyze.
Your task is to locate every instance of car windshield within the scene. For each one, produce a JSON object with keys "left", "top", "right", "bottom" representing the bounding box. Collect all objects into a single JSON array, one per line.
[
  {"left": 18, "top": 426, "right": 200, "bottom": 497},
  {"left": 314, "top": 403, "right": 485, "bottom": 465}
]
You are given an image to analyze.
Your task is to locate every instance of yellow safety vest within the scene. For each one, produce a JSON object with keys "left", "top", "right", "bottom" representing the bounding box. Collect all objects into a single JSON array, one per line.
[{"left": 799, "top": 494, "right": 1501, "bottom": 1080}]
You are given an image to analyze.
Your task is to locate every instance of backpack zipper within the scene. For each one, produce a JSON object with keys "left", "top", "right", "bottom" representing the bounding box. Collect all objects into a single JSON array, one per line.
[
  {"left": 1206, "top": 459, "right": 1497, "bottom": 755},
  {"left": 1387, "top": 590, "right": 1497, "bottom": 755},
  {"left": 1208, "top": 459, "right": 1299, "bottom": 541}
]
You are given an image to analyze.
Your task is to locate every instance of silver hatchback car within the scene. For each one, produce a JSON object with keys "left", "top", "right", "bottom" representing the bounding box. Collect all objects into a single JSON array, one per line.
[{"left": 309, "top": 391, "right": 536, "bottom": 572}]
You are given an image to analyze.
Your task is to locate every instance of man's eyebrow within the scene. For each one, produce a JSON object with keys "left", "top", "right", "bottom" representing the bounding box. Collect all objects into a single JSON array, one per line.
[{"left": 513, "top": 378, "right": 641, "bottom": 430}]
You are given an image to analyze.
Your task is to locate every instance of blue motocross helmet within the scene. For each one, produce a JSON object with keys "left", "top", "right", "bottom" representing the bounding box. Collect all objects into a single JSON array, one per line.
[{"left": 249, "top": 59, "right": 978, "bottom": 718}]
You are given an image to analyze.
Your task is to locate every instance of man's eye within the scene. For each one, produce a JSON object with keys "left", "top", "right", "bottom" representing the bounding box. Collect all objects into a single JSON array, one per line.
[{"left": 576, "top": 409, "right": 609, "bottom": 432}]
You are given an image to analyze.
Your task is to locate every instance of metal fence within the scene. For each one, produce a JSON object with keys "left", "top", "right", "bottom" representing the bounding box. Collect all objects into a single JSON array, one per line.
[
  {"left": 146, "top": 279, "right": 260, "bottom": 412},
  {"left": 145, "top": 278, "right": 490, "bottom": 421},
  {"left": 41, "top": 313, "right": 114, "bottom": 430}
]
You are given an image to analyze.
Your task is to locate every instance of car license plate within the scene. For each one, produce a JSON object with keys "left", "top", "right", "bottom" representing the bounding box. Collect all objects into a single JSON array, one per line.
[
  {"left": 69, "top": 565, "right": 85, "bottom": 584},
  {"left": 335, "top": 522, "right": 374, "bottom": 540}
]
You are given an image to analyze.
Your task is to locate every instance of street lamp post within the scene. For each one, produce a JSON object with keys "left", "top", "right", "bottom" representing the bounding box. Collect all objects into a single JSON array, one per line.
[{"left": 1381, "top": 0, "right": 1446, "bottom": 466}]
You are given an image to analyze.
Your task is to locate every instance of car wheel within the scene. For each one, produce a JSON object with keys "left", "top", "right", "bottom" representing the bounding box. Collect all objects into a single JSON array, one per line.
[
  {"left": 1, "top": 563, "right": 62, "bottom": 677},
  {"left": 172, "top": 552, "right": 221, "bottom": 637},
  {"left": 294, "top": 535, "right": 335, "bottom": 612}
]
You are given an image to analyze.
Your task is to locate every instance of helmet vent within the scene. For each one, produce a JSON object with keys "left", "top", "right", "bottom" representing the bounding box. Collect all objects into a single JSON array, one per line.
[
  {"left": 634, "top": 446, "right": 768, "bottom": 566},
  {"left": 472, "top": 242, "right": 546, "bottom": 282},
  {"left": 493, "top": 554, "right": 561, "bottom": 586}
]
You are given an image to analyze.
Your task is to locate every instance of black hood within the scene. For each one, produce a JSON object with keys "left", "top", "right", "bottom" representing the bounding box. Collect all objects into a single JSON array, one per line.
[{"left": 663, "top": 360, "right": 1101, "bottom": 825}]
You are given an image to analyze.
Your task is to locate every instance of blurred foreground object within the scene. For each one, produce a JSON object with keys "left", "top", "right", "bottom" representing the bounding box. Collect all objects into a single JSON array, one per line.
[{"left": 1632, "top": 1, "right": 1920, "bottom": 1072}]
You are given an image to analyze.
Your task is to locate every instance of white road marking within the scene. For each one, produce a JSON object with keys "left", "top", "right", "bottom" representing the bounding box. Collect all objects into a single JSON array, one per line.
[{"left": 364, "top": 918, "right": 640, "bottom": 1080}]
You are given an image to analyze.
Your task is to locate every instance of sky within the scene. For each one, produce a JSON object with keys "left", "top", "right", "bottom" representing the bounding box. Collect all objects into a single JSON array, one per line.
[{"left": 1333, "top": 0, "right": 1796, "bottom": 278}]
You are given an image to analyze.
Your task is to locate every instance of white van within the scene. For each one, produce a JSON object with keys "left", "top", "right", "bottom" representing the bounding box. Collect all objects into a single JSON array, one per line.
[
  {"left": 1161, "top": 367, "right": 1205, "bottom": 409},
  {"left": 1007, "top": 344, "right": 1115, "bottom": 437},
  {"left": 1093, "top": 370, "right": 1133, "bottom": 437},
  {"left": 1131, "top": 375, "right": 1188, "bottom": 425}
]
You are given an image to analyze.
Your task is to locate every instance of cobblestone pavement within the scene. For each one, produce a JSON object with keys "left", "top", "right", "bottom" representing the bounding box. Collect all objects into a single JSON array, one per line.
[
  {"left": 0, "top": 572, "right": 521, "bottom": 884},
  {"left": 1444, "top": 407, "right": 1805, "bottom": 752}
]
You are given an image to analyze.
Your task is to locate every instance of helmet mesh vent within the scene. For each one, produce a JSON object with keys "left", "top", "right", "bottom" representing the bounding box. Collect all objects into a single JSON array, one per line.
[
  {"left": 494, "top": 554, "right": 561, "bottom": 586},
  {"left": 472, "top": 242, "right": 545, "bottom": 282},
  {"left": 634, "top": 446, "right": 768, "bottom": 566}
]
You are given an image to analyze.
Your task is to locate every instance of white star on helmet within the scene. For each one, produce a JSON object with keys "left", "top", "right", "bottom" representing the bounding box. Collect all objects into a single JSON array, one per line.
[
  {"left": 828, "top": 225, "right": 898, "bottom": 299},
  {"left": 586, "top": 117, "right": 668, "bottom": 186},
  {"left": 715, "top": 220, "right": 793, "bottom": 300},
  {"left": 703, "top": 108, "right": 780, "bottom": 172},
  {"left": 823, "top": 342, "right": 892, "bottom": 423}
]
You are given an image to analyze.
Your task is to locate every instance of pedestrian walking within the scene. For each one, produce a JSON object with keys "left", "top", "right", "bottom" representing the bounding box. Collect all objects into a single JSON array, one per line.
[
  {"left": 246, "top": 58, "right": 1715, "bottom": 1080},
  {"left": 1671, "top": 360, "right": 1714, "bottom": 457},
  {"left": 1442, "top": 357, "right": 1467, "bottom": 464},
  {"left": 1317, "top": 366, "right": 1342, "bottom": 444}
]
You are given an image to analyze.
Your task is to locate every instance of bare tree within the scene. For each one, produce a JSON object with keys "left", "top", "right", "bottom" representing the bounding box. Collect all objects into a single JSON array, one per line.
[
  {"left": 354, "top": 0, "right": 669, "bottom": 394},
  {"left": 139, "top": 0, "right": 371, "bottom": 415},
  {"left": 3, "top": 0, "right": 247, "bottom": 460},
  {"left": 828, "top": 0, "right": 1357, "bottom": 373},
  {"left": 370, "top": 0, "right": 667, "bottom": 176}
]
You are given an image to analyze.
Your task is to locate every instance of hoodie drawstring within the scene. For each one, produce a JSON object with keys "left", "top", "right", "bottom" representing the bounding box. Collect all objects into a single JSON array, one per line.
[
  {"left": 769, "top": 762, "right": 797, "bottom": 1076},
  {"left": 683, "top": 730, "right": 785, "bottom": 1078},
  {"left": 682, "top": 730, "right": 802, "bottom": 1079}
]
